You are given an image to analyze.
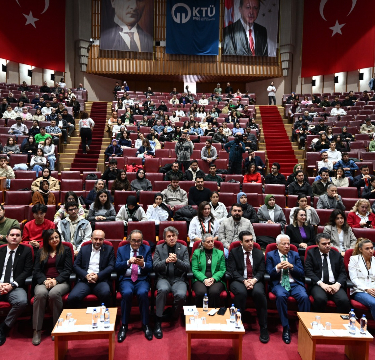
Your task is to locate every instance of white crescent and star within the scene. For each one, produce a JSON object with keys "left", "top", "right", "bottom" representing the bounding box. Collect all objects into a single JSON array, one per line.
[
  {"left": 15, "top": 0, "right": 50, "bottom": 27},
  {"left": 319, "top": 0, "right": 357, "bottom": 36}
]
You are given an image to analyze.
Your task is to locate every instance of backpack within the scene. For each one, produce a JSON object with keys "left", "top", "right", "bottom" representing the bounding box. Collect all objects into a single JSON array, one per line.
[
  {"left": 127, "top": 164, "right": 143, "bottom": 172},
  {"left": 85, "top": 173, "right": 98, "bottom": 181},
  {"left": 159, "top": 163, "right": 173, "bottom": 174},
  {"left": 174, "top": 205, "right": 197, "bottom": 224}
]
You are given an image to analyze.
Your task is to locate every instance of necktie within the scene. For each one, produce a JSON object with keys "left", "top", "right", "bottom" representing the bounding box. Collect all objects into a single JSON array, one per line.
[
  {"left": 208, "top": 148, "right": 211, "bottom": 157},
  {"left": 131, "top": 250, "right": 138, "bottom": 282},
  {"left": 322, "top": 254, "right": 329, "bottom": 284},
  {"left": 4, "top": 250, "right": 15, "bottom": 284},
  {"left": 249, "top": 29, "right": 255, "bottom": 55},
  {"left": 245, "top": 252, "right": 253, "bottom": 279},
  {"left": 281, "top": 255, "right": 291, "bottom": 291},
  {"left": 126, "top": 32, "right": 139, "bottom": 52}
]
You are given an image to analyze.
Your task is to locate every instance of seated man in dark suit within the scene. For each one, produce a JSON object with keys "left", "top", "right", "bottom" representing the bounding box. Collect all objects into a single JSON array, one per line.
[
  {"left": 223, "top": 0, "right": 268, "bottom": 56},
  {"left": 243, "top": 150, "right": 265, "bottom": 174},
  {"left": 67, "top": 230, "right": 114, "bottom": 309},
  {"left": 227, "top": 231, "right": 269, "bottom": 343},
  {"left": 0, "top": 227, "right": 33, "bottom": 345},
  {"left": 115, "top": 230, "right": 153, "bottom": 342},
  {"left": 153, "top": 226, "right": 190, "bottom": 339},
  {"left": 305, "top": 233, "right": 350, "bottom": 313},
  {"left": 266, "top": 234, "right": 310, "bottom": 344}
]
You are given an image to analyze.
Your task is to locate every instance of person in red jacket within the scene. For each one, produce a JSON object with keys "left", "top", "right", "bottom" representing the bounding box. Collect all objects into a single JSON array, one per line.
[
  {"left": 22, "top": 204, "right": 55, "bottom": 250},
  {"left": 347, "top": 199, "right": 375, "bottom": 228},
  {"left": 243, "top": 163, "right": 262, "bottom": 183}
]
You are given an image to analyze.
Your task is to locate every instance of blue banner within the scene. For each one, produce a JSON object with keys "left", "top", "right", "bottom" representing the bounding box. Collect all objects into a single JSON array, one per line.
[{"left": 166, "top": 0, "right": 220, "bottom": 55}]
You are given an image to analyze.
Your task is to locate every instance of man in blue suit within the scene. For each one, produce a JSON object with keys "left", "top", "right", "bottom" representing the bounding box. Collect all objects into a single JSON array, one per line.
[
  {"left": 266, "top": 234, "right": 310, "bottom": 344},
  {"left": 115, "top": 229, "right": 153, "bottom": 342},
  {"left": 67, "top": 230, "right": 115, "bottom": 308}
]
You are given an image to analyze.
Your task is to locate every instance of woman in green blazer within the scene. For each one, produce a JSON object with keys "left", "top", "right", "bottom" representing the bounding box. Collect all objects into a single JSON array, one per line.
[{"left": 191, "top": 234, "right": 226, "bottom": 308}]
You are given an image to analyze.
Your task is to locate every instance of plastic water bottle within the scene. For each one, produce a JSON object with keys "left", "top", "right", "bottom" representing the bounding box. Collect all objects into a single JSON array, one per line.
[
  {"left": 348, "top": 309, "right": 355, "bottom": 325},
  {"left": 360, "top": 315, "right": 367, "bottom": 334},
  {"left": 235, "top": 311, "right": 241, "bottom": 329},
  {"left": 349, "top": 311, "right": 357, "bottom": 335},
  {"left": 104, "top": 309, "right": 110, "bottom": 328},
  {"left": 230, "top": 304, "right": 236, "bottom": 323},
  {"left": 92, "top": 309, "right": 99, "bottom": 329},
  {"left": 203, "top": 294, "right": 208, "bottom": 311},
  {"left": 100, "top": 303, "right": 106, "bottom": 322}
]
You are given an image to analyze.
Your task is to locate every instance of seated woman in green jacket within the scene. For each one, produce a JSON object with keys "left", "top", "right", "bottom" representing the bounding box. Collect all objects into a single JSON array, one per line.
[{"left": 191, "top": 234, "right": 226, "bottom": 308}]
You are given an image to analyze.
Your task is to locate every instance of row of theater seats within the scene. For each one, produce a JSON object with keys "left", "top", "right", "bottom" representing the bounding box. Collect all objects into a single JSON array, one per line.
[{"left": 3, "top": 241, "right": 370, "bottom": 318}]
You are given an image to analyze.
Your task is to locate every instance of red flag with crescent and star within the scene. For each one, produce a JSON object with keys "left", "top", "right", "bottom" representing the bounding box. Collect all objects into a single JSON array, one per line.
[
  {"left": 301, "top": 0, "right": 375, "bottom": 77},
  {"left": 0, "top": 0, "right": 65, "bottom": 72}
]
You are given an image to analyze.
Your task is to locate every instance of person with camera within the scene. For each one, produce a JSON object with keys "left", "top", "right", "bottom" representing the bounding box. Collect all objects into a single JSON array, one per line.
[
  {"left": 224, "top": 133, "right": 246, "bottom": 174},
  {"left": 175, "top": 131, "right": 194, "bottom": 172}
]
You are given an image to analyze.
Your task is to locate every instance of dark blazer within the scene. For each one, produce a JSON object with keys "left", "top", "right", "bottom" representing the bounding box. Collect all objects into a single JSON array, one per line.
[
  {"left": 304, "top": 247, "right": 347, "bottom": 287},
  {"left": 100, "top": 23, "right": 153, "bottom": 52},
  {"left": 227, "top": 246, "right": 265, "bottom": 283},
  {"left": 33, "top": 245, "right": 73, "bottom": 285},
  {"left": 223, "top": 20, "right": 268, "bottom": 56},
  {"left": 266, "top": 249, "right": 305, "bottom": 290},
  {"left": 286, "top": 224, "right": 315, "bottom": 248},
  {"left": 153, "top": 242, "right": 190, "bottom": 282},
  {"left": 115, "top": 243, "right": 152, "bottom": 282},
  {"left": 0, "top": 244, "right": 33, "bottom": 288},
  {"left": 73, "top": 244, "right": 115, "bottom": 284}
]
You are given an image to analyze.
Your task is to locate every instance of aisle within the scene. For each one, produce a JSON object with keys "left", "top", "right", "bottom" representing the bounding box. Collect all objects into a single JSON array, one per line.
[
  {"left": 259, "top": 106, "right": 298, "bottom": 175},
  {"left": 70, "top": 102, "right": 107, "bottom": 172}
]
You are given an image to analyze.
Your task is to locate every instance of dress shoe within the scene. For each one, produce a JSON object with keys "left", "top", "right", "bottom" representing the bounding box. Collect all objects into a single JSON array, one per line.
[
  {"left": 32, "top": 330, "right": 42, "bottom": 346},
  {"left": 0, "top": 329, "right": 6, "bottom": 346},
  {"left": 142, "top": 324, "right": 153, "bottom": 341},
  {"left": 153, "top": 321, "right": 163, "bottom": 339},
  {"left": 259, "top": 328, "right": 270, "bottom": 344},
  {"left": 117, "top": 324, "right": 128, "bottom": 343},
  {"left": 282, "top": 327, "right": 291, "bottom": 344}
]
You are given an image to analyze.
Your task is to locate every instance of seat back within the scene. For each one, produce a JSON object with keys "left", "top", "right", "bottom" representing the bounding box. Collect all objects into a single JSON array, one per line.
[
  {"left": 114, "top": 191, "right": 137, "bottom": 206},
  {"left": 220, "top": 182, "right": 240, "bottom": 193},
  {"left": 159, "top": 221, "right": 187, "bottom": 240},
  {"left": 4, "top": 191, "right": 32, "bottom": 205},
  {"left": 264, "top": 184, "right": 286, "bottom": 195},
  {"left": 229, "top": 240, "right": 261, "bottom": 253},
  {"left": 60, "top": 180, "right": 83, "bottom": 191},
  {"left": 95, "top": 221, "right": 125, "bottom": 240},
  {"left": 127, "top": 221, "right": 157, "bottom": 246},
  {"left": 252, "top": 223, "right": 282, "bottom": 239}
]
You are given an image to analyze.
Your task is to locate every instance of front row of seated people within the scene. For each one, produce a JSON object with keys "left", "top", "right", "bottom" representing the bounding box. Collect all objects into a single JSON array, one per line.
[{"left": 0, "top": 224, "right": 374, "bottom": 347}]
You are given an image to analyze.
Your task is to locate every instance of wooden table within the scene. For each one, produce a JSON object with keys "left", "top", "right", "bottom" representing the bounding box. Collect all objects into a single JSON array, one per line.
[
  {"left": 297, "top": 312, "right": 373, "bottom": 360},
  {"left": 185, "top": 308, "right": 244, "bottom": 360},
  {"left": 52, "top": 308, "right": 117, "bottom": 360}
]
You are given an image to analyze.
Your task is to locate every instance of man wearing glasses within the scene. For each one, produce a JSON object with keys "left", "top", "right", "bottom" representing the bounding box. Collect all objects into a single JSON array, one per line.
[
  {"left": 66, "top": 229, "right": 115, "bottom": 309},
  {"left": 57, "top": 202, "right": 92, "bottom": 257},
  {"left": 115, "top": 230, "right": 153, "bottom": 342}
]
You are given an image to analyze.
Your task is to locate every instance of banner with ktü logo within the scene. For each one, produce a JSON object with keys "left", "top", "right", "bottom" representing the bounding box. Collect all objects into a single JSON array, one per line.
[{"left": 166, "top": 0, "right": 220, "bottom": 55}]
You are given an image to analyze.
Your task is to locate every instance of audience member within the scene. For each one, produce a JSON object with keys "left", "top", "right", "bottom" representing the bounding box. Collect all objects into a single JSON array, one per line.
[
  {"left": 244, "top": 163, "right": 262, "bottom": 183},
  {"left": 161, "top": 177, "right": 188, "bottom": 210},
  {"left": 130, "top": 169, "right": 152, "bottom": 192},
  {"left": 54, "top": 191, "right": 85, "bottom": 225},
  {"left": 116, "top": 195, "right": 147, "bottom": 226},
  {"left": 201, "top": 140, "right": 217, "bottom": 164},
  {"left": 164, "top": 162, "right": 184, "bottom": 181},
  {"left": 353, "top": 165, "right": 371, "bottom": 194},
  {"left": 102, "top": 158, "right": 119, "bottom": 184},
  {"left": 264, "top": 162, "right": 286, "bottom": 185},
  {"left": 31, "top": 168, "right": 60, "bottom": 192},
  {"left": 0, "top": 156, "right": 15, "bottom": 189},
  {"left": 188, "top": 177, "right": 212, "bottom": 206},
  {"left": 184, "top": 160, "right": 205, "bottom": 181},
  {"left": 85, "top": 179, "right": 112, "bottom": 207},
  {"left": 316, "top": 184, "right": 345, "bottom": 210},
  {"left": 79, "top": 112, "right": 95, "bottom": 154},
  {"left": 209, "top": 191, "right": 228, "bottom": 224},
  {"left": 257, "top": 194, "right": 286, "bottom": 231},
  {"left": 204, "top": 164, "right": 223, "bottom": 190},
  {"left": 286, "top": 209, "right": 315, "bottom": 250},
  {"left": 360, "top": 118, "right": 375, "bottom": 136},
  {"left": 312, "top": 168, "right": 332, "bottom": 196},
  {"left": 265, "top": 234, "right": 310, "bottom": 344},
  {"left": 224, "top": 135, "right": 246, "bottom": 174},
  {"left": 146, "top": 193, "right": 170, "bottom": 225},
  {"left": 287, "top": 171, "right": 313, "bottom": 197},
  {"left": 243, "top": 150, "right": 265, "bottom": 174},
  {"left": 87, "top": 190, "right": 116, "bottom": 228},
  {"left": 111, "top": 170, "right": 131, "bottom": 195},
  {"left": 32, "top": 180, "right": 56, "bottom": 206},
  {"left": 347, "top": 199, "right": 375, "bottom": 228},
  {"left": 326, "top": 141, "right": 341, "bottom": 165}
]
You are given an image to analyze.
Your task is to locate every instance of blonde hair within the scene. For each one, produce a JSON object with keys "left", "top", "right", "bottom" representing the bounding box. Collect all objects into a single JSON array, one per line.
[
  {"left": 353, "top": 237, "right": 372, "bottom": 256},
  {"left": 350, "top": 199, "right": 372, "bottom": 213}
]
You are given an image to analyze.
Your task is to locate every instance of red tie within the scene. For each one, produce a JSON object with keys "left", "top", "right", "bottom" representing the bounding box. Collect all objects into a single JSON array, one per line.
[
  {"left": 246, "top": 252, "right": 253, "bottom": 279},
  {"left": 249, "top": 29, "right": 255, "bottom": 56}
]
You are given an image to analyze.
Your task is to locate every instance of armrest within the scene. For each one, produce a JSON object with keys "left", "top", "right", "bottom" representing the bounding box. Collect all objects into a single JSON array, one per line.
[
  {"left": 263, "top": 274, "right": 270, "bottom": 282},
  {"left": 69, "top": 273, "right": 77, "bottom": 282},
  {"left": 187, "top": 272, "right": 193, "bottom": 279},
  {"left": 346, "top": 280, "right": 354, "bottom": 289},
  {"left": 305, "top": 277, "right": 312, "bottom": 285},
  {"left": 25, "top": 275, "right": 33, "bottom": 286},
  {"left": 225, "top": 273, "right": 232, "bottom": 281},
  {"left": 149, "top": 272, "right": 156, "bottom": 279},
  {"left": 110, "top": 272, "right": 117, "bottom": 280}
]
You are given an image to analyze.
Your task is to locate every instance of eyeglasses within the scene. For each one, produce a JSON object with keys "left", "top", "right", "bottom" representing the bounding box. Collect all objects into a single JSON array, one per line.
[{"left": 130, "top": 239, "right": 142, "bottom": 244}]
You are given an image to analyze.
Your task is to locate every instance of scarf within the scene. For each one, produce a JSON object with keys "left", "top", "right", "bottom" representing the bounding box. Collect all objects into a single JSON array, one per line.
[
  {"left": 265, "top": 194, "right": 275, "bottom": 209},
  {"left": 236, "top": 192, "right": 246, "bottom": 203}
]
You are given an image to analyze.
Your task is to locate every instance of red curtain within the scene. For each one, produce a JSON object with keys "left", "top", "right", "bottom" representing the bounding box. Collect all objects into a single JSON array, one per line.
[
  {"left": 0, "top": 0, "right": 65, "bottom": 72},
  {"left": 301, "top": 0, "right": 375, "bottom": 77}
]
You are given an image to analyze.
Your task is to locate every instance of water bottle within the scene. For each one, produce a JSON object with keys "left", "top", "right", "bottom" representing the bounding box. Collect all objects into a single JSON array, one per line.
[
  {"left": 348, "top": 309, "right": 355, "bottom": 325},
  {"left": 230, "top": 304, "right": 236, "bottom": 323},
  {"left": 360, "top": 314, "right": 367, "bottom": 334},
  {"left": 235, "top": 311, "right": 241, "bottom": 329},
  {"left": 104, "top": 309, "right": 110, "bottom": 328},
  {"left": 349, "top": 312, "right": 356, "bottom": 335},
  {"left": 100, "top": 303, "right": 106, "bottom": 322},
  {"left": 92, "top": 309, "right": 99, "bottom": 329},
  {"left": 203, "top": 293, "right": 208, "bottom": 311}
]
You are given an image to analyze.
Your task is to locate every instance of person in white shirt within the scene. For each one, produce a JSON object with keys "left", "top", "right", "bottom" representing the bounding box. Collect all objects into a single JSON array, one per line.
[
  {"left": 146, "top": 193, "right": 170, "bottom": 225},
  {"left": 188, "top": 201, "right": 219, "bottom": 248},
  {"left": 198, "top": 95, "right": 209, "bottom": 106},
  {"left": 2, "top": 106, "right": 17, "bottom": 120},
  {"left": 8, "top": 117, "right": 28, "bottom": 135},
  {"left": 267, "top": 81, "right": 276, "bottom": 105},
  {"left": 317, "top": 151, "right": 333, "bottom": 172},
  {"left": 330, "top": 104, "right": 347, "bottom": 116},
  {"left": 326, "top": 141, "right": 342, "bottom": 165},
  {"left": 123, "top": 95, "right": 134, "bottom": 106},
  {"left": 169, "top": 95, "right": 179, "bottom": 105},
  {"left": 41, "top": 102, "right": 52, "bottom": 116},
  {"left": 175, "top": 106, "right": 185, "bottom": 117}
]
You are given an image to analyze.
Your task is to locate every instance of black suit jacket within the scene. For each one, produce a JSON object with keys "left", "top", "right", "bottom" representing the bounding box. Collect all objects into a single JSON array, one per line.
[
  {"left": 0, "top": 244, "right": 33, "bottom": 288},
  {"left": 100, "top": 23, "right": 153, "bottom": 52},
  {"left": 227, "top": 246, "right": 265, "bottom": 283},
  {"left": 305, "top": 247, "right": 346, "bottom": 287},
  {"left": 73, "top": 244, "right": 115, "bottom": 284},
  {"left": 33, "top": 246, "right": 73, "bottom": 285},
  {"left": 285, "top": 224, "right": 315, "bottom": 248},
  {"left": 223, "top": 20, "right": 268, "bottom": 56}
]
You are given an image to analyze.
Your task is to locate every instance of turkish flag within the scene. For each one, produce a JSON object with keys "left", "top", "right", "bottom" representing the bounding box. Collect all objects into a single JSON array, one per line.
[
  {"left": 301, "top": 0, "right": 375, "bottom": 77},
  {"left": 0, "top": 0, "right": 65, "bottom": 72}
]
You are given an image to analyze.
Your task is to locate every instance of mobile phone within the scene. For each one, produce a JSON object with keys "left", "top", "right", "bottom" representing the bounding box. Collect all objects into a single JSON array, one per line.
[
  {"left": 136, "top": 255, "right": 143, "bottom": 259},
  {"left": 217, "top": 307, "right": 226, "bottom": 316},
  {"left": 366, "top": 220, "right": 372, "bottom": 227},
  {"left": 340, "top": 315, "right": 349, "bottom": 320}
]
